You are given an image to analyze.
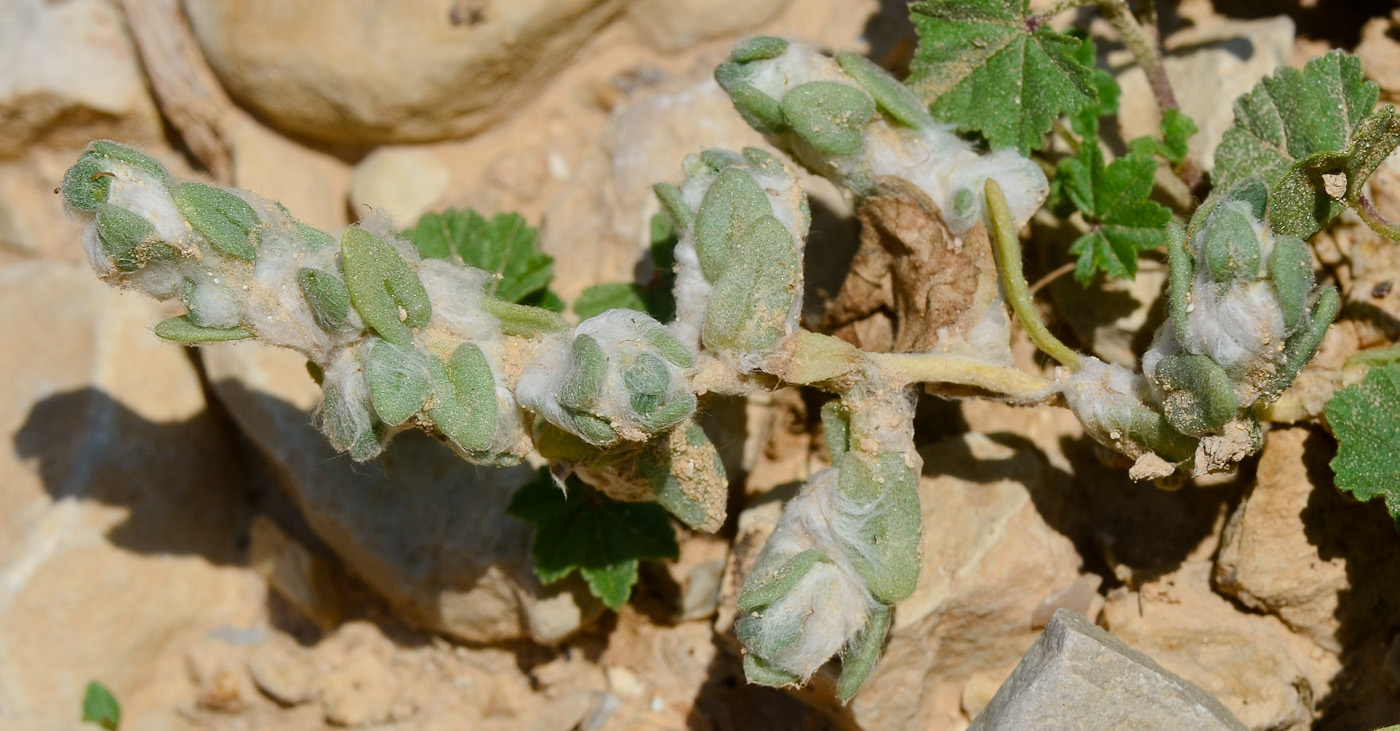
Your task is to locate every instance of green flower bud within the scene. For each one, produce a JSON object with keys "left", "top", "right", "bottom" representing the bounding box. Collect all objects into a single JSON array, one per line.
[
  {"left": 341, "top": 228, "right": 432, "bottom": 346},
  {"left": 171, "top": 181, "right": 261, "bottom": 262},
  {"left": 1202, "top": 203, "right": 1261, "bottom": 282},
  {"left": 296, "top": 267, "right": 351, "bottom": 331}
]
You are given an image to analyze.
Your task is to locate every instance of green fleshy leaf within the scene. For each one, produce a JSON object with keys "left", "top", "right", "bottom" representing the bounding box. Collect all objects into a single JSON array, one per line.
[
  {"left": 909, "top": 0, "right": 1098, "bottom": 154},
  {"left": 171, "top": 182, "right": 260, "bottom": 262},
  {"left": 1326, "top": 363, "right": 1400, "bottom": 529},
  {"left": 779, "top": 81, "right": 877, "bottom": 156},
  {"left": 153, "top": 315, "right": 253, "bottom": 343},
  {"left": 508, "top": 469, "right": 679, "bottom": 610},
  {"left": 837, "top": 604, "right": 892, "bottom": 702},
  {"left": 296, "top": 267, "right": 351, "bottom": 331},
  {"left": 341, "top": 227, "right": 432, "bottom": 346},
  {"left": 365, "top": 339, "right": 430, "bottom": 426},
  {"left": 1060, "top": 146, "right": 1170, "bottom": 284},
  {"left": 95, "top": 203, "right": 155, "bottom": 272},
  {"left": 82, "top": 680, "right": 121, "bottom": 731},
  {"left": 1215, "top": 51, "right": 1400, "bottom": 239},
  {"left": 404, "top": 209, "right": 557, "bottom": 305}
]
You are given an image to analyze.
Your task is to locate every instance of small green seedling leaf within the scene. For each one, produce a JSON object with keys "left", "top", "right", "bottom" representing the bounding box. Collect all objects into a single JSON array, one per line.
[
  {"left": 1201, "top": 203, "right": 1262, "bottom": 283},
  {"left": 404, "top": 209, "right": 558, "bottom": 306},
  {"left": 296, "top": 267, "right": 351, "bottom": 331},
  {"left": 1215, "top": 50, "right": 1400, "bottom": 239},
  {"left": 508, "top": 469, "right": 679, "bottom": 610},
  {"left": 153, "top": 315, "right": 253, "bottom": 343},
  {"left": 730, "top": 35, "right": 789, "bottom": 63},
  {"left": 1269, "top": 235, "right": 1315, "bottom": 332},
  {"left": 1327, "top": 363, "right": 1400, "bottom": 529},
  {"left": 479, "top": 297, "right": 568, "bottom": 337},
  {"left": 909, "top": 0, "right": 1098, "bottom": 154},
  {"left": 341, "top": 227, "right": 432, "bottom": 346},
  {"left": 559, "top": 334, "right": 607, "bottom": 410},
  {"left": 836, "top": 451, "right": 923, "bottom": 604},
  {"left": 1059, "top": 146, "right": 1170, "bottom": 284},
  {"left": 365, "top": 339, "right": 430, "bottom": 426},
  {"left": 171, "top": 182, "right": 260, "bottom": 262},
  {"left": 82, "top": 680, "right": 121, "bottom": 731}
]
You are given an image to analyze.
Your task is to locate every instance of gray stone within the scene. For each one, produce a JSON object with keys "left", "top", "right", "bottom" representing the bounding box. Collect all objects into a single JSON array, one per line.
[
  {"left": 970, "top": 609, "right": 1246, "bottom": 731},
  {"left": 202, "top": 344, "right": 604, "bottom": 645}
]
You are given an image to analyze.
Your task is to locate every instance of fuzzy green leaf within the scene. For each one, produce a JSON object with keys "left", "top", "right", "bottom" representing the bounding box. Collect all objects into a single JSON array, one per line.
[
  {"left": 508, "top": 470, "right": 679, "bottom": 610},
  {"left": 82, "top": 681, "right": 121, "bottom": 730},
  {"left": 909, "top": 0, "right": 1098, "bottom": 154},
  {"left": 1060, "top": 146, "right": 1170, "bottom": 283},
  {"left": 1326, "top": 363, "right": 1400, "bottom": 528},
  {"left": 1215, "top": 50, "right": 1400, "bottom": 239},
  {"left": 404, "top": 209, "right": 556, "bottom": 305},
  {"left": 153, "top": 315, "right": 253, "bottom": 343}
]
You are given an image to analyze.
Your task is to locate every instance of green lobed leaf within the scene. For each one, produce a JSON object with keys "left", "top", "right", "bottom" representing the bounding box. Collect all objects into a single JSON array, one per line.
[
  {"left": 1215, "top": 51, "right": 1400, "bottom": 239},
  {"left": 507, "top": 469, "right": 680, "bottom": 610},
  {"left": 1060, "top": 145, "right": 1170, "bottom": 284},
  {"left": 574, "top": 214, "right": 677, "bottom": 321},
  {"left": 82, "top": 680, "right": 121, "bottom": 731},
  {"left": 909, "top": 0, "right": 1098, "bottom": 154},
  {"left": 1326, "top": 363, "right": 1400, "bottom": 529},
  {"left": 404, "top": 209, "right": 557, "bottom": 305}
]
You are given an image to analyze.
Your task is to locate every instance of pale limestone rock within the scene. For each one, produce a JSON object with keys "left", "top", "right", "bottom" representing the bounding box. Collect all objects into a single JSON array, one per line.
[
  {"left": 349, "top": 147, "right": 451, "bottom": 226},
  {"left": 627, "top": 0, "right": 790, "bottom": 52},
  {"left": 1357, "top": 14, "right": 1400, "bottom": 105},
  {"left": 183, "top": 0, "right": 625, "bottom": 145},
  {"left": 1113, "top": 16, "right": 1295, "bottom": 171},
  {"left": 970, "top": 609, "right": 1246, "bottom": 730},
  {"left": 247, "top": 639, "right": 316, "bottom": 706},
  {"left": 849, "top": 433, "right": 1085, "bottom": 730},
  {"left": 0, "top": 261, "right": 263, "bottom": 724},
  {"left": 1215, "top": 428, "right": 1348, "bottom": 651},
  {"left": 0, "top": 0, "right": 161, "bottom": 158},
  {"left": 1102, "top": 560, "right": 1329, "bottom": 730},
  {"left": 320, "top": 653, "right": 400, "bottom": 727},
  {"left": 200, "top": 344, "right": 604, "bottom": 645},
  {"left": 229, "top": 119, "right": 351, "bottom": 233}
]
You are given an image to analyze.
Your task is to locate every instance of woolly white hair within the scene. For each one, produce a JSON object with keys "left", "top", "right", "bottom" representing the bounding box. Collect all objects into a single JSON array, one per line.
[
  {"left": 743, "top": 467, "right": 879, "bottom": 679},
  {"left": 738, "top": 42, "right": 1049, "bottom": 233}
]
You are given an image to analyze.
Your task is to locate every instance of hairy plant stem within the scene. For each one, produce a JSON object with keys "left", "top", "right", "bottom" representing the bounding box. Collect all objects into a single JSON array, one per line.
[
  {"left": 985, "top": 179, "right": 1083, "bottom": 371},
  {"left": 863, "top": 352, "right": 1056, "bottom": 400},
  {"left": 1354, "top": 193, "right": 1400, "bottom": 244}
]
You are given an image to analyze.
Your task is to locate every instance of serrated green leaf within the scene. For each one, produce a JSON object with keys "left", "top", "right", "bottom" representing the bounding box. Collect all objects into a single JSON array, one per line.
[
  {"left": 909, "top": 0, "right": 1098, "bottom": 154},
  {"left": 404, "top": 209, "right": 555, "bottom": 305},
  {"left": 1326, "top": 363, "right": 1400, "bottom": 528},
  {"left": 573, "top": 213, "right": 677, "bottom": 321},
  {"left": 82, "top": 680, "right": 121, "bottom": 730},
  {"left": 1215, "top": 51, "right": 1399, "bottom": 239},
  {"left": 507, "top": 469, "right": 679, "bottom": 610},
  {"left": 1060, "top": 146, "right": 1170, "bottom": 283}
]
